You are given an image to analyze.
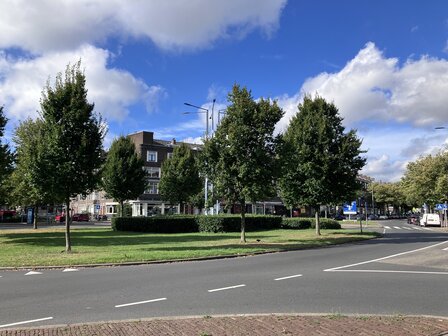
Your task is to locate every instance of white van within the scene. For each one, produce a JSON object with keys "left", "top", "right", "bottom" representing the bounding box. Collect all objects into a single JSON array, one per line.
[{"left": 420, "top": 213, "right": 441, "bottom": 227}]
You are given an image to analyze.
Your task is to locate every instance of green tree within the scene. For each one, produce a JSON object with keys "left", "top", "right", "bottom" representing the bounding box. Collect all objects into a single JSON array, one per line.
[
  {"left": 369, "top": 182, "right": 406, "bottom": 215},
  {"left": 203, "top": 84, "right": 283, "bottom": 242},
  {"left": 279, "top": 95, "right": 365, "bottom": 235},
  {"left": 159, "top": 143, "right": 202, "bottom": 214},
  {"left": 9, "top": 119, "right": 50, "bottom": 229},
  {"left": 0, "top": 106, "right": 14, "bottom": 205},
  {"left": 36, "top": 62, "right": 105, "bottom": 252},
  {"left": 401, "top": 151, "right": 448, "bottom": 208},
  {"left": 102, "top": 136, "right": 147, "bottom": 217}
]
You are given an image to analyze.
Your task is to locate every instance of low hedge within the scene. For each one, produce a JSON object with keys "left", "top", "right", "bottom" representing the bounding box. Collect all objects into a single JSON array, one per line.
[
  {"left": 112, "top": 216, "right": 198, "bottom": 233},
  {"left": 281, "top": 218, "right": 312, "bottom": 230},
  {"left": 111, "top": 215, "right": 339, "bottom": 233},
  {"left": 197, "top": 215, "right": 282, "bottom": 233},
  {"left": 113, "top": 215, "right": 282, "bottom": 233},
  {"left": 311, "top": 218, "right": 341, "bottom": 230}
]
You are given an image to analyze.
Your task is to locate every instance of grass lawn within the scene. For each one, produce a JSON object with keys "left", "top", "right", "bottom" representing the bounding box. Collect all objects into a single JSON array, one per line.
[{"left": 0, "top": 228, "right": 380, "bottom": 268}]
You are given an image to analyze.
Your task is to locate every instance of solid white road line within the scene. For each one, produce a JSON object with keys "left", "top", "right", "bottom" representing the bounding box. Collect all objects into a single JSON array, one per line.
[
  {"left": 328, "top": 269, "right": 448, "bottom": 275},
  {"left": 0, "top": 317, "right": 53, "bottom": 328},
  {"left": 208, "top": 284, "right": 246, "bottom": 292},
  {"left": 274, "top": 274, "right": 303, "bottom": 281},
  {"left": 393, "top": 226, "right": 401, "bottom": 229},
  {"left": 384, "top": 226, "right": 391, "bottom": 229},
  {"left": 115, "top": 297, "right": 167, "bottom": 308},
  {"left": 25, "top": 271, "right": 42, "bottom": 275},
  {"left": 324, "top": 239, "right": 448, "bottom": 272},
  {"left": 62, "top": 268, "right": 78, "bottom": 272}
]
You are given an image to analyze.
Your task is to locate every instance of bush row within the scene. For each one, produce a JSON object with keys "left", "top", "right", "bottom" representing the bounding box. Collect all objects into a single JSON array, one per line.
[{"left": 112, "top": 215, "right": 340, "bottom": 233}]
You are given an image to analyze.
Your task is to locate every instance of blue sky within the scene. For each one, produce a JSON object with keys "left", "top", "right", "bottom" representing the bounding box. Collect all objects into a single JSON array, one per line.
[{"left": 1, "top": 0, "right": 448, "bottom": 182}]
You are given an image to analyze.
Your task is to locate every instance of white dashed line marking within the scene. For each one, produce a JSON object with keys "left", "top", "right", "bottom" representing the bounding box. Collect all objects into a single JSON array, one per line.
[
  {"left": 115, "top": 297, "right": 167, "bottom": 308},
  {"left": 443, "top": 247, "right": 448, "bottom": 251},
  {"left": 393, "top": 226, "right": 401, "bottom": 229},
  {"left": 62, "top": 268, "right": 78, "bottom": 272},
  {"left": 208, "top": 284, "right": 246, "bottom": 292},
  {"left": 25, "top": 271, "right": 42, "bottom": 276},
  {"left": 401, "top": 227, "right": 411, "bottom": 230},
  {"left": 384, "top": 226, "right": 391, "bottom": 229},
  {"left": 274, "top": 274, "right": 303, "bottom": 281},
  {"left": 0, "top": 317, "right": 53, "bottom": 329}
]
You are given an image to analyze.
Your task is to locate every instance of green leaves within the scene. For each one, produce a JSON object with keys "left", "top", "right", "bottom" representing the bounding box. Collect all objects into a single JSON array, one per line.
[
  {"left": 279, "top": 95, "right": 366, "bottom": 208},
  {"left": 159, "top": 143, "right": 202, "bottom": 210},
  {"left": 0, "top": 106, "right": 14, "bottom": 204},
  {"left": 102, "top": 136, "right": 147, "bottom": 208}
]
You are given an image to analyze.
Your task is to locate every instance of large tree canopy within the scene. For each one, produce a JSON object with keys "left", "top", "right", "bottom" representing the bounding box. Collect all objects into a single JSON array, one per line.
[
  {"left": 36, "top": 62, "right": 105, "bottom": 251},
  {"left": 401, "top": 151, "right": 448, "bottom": 208},
  {"left": 203, "top": 84, "right": 284, "bottom": 242},
  {"left": 159, "top": 143, "right": 202, "bottom": 213},
  {"left": 10, "top": 119, "right": 51, "bottom": 228},
  {"left": 279, "top": 95, "right": 366, "bottom": 235},
  {"left": 102, "top": 135, "right": 147, "bottom": 216}
]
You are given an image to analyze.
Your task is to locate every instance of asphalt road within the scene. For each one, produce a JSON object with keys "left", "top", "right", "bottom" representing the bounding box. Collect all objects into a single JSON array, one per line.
[{"left": 1, "top": 219, "right": 447, "bottom": 329}]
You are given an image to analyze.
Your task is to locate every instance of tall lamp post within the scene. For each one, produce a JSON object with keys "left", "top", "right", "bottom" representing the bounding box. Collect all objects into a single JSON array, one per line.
[{"left": 184, "top": 100, "right": 216, "bottom": 215}]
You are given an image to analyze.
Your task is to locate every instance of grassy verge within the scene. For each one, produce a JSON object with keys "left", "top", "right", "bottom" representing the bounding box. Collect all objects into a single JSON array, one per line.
[{"left": 0, "top": 228, "right": 380, "bottom": 267}]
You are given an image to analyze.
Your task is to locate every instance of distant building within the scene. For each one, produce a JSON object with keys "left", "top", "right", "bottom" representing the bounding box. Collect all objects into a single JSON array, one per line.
[{"left": 70, "top": 131, "right": 201, "bottom": 218}]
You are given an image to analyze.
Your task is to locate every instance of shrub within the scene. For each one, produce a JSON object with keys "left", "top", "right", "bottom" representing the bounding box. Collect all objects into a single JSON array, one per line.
[
  {"left": 311, "top": 218, "right": 341, "bottom": 230},
  {"left": 197, "top": 215, "right": 281, "bottom": 233},
  {"left": 281, "top": 218, "right": 312, "bottom": 229},
  {"left": 112, "top": 216, "right": 198, "bottom": 233}
]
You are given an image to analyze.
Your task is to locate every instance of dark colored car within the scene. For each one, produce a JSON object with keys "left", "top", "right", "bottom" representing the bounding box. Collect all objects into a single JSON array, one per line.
[
  {"left": 333, "top": 214, "right": 346, "bottom": 221},
  {"left": 72, "top": 213, "right": 89, "bottom": 222},
  {"left": 407, "top": 214, "right": 419, "bottom": 225},
  {"left": 368, "top": 214, "right": 379, "bottom": 220}
]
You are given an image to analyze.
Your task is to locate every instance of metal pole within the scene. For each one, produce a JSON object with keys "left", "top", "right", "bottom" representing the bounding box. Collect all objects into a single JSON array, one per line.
[{"left": 211, "top": 99, "right": 215, "bottom": 132}]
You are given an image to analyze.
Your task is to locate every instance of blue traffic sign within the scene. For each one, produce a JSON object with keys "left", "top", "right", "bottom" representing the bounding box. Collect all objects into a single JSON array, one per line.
[
  {"left": 343, "top": 201, "right": 357, "bottom": 214},
  {"left": 435, "top": 203, "right": 447, "bottom": 211}
]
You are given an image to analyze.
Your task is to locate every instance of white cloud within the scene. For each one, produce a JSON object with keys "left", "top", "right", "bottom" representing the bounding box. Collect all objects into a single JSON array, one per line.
[
  {"left": 274, "top": 42, "right": 448, "bottom": 182},
  {"left": 0, "top": 0, "right": 287, "bottom": 53},
  {"left": 0, "top": 45, "right": 164, "bottom": 122}
]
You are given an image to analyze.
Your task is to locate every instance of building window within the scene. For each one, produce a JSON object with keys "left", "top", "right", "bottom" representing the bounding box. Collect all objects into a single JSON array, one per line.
[
  {"left": 145, "top": 167, "right": 161, "bottom": 178},
  {"left": 147, "top": 151, "right": 158, "bottom": 162},
  {"left": 106, "top": 205, "right": 117, "bottom": 214},
  {"left": 145, "top": 181, "right": 159, "bottom": 194},
  {"left": 167, "top": 152, "right": 173, "bottom": 159}
]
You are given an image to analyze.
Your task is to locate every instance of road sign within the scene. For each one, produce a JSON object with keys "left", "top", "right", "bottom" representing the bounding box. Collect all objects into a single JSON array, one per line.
[
  {"left": 95, "top": 204, "right": 101, "bottom": 210},
  {"left": 343, "top": 201, "right": 357, "bottom": 215},
  {"left": 435, "top": 203, "right": 447, "bottom": 211}
]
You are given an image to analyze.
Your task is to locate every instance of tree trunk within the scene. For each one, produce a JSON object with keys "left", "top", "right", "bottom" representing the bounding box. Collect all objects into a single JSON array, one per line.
[
  {"left": 65, "top": 197, "right": 71, "bottom": 252},
  {"left": 315, "top": 206, "right": 321, "bottom": 236},
  {"left": 33, "top": 204, "right": 38, "bottom": 230},
  {"left": 120, "top": 200, "right": 124, "bottom": 217},
  {"left": 240, "top": 201, "right": 246, "bottom": 243}
]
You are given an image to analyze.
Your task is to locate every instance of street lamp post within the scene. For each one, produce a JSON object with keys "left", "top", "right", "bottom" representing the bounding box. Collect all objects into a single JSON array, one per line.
[{"left": 184, "top": 100, "right": 216, "bottom": 215}]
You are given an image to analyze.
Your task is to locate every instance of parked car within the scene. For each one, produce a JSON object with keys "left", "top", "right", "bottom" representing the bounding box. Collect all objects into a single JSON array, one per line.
[
  {"left": 55, "top": 214, "right": 65, "bottom": 223},
  {"left": 420, "top": 213, "right": 441, "bottom": 227},
  {"left": 72, "top": 213, "right": 89, "bottom": 222},
  {"left": 407, "top": 214, "right": 419, "bottom": 225},
  {"left": 379, "top": 215, "right": 389, "bottom": 220},
  {"left": 333, "top": 214, "right": 346, "bottom": 221},
  {"left": 368, "top": 214, "right": 379, "bottom": 220}
]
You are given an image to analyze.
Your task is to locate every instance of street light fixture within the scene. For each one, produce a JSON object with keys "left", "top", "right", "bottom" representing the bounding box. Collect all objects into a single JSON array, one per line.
[{"left": 183, "top": 100, "right": 216, "bottom": 215}]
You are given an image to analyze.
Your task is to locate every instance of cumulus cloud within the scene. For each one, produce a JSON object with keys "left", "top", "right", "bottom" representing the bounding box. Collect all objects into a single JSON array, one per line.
[
  {"left": 0, "top": 44, "right": 164, "bottom": 122},
  {"left": 276, "top": 42, "right": 448, "bottom": 131},
  {"left": 0, "top": 0, "right": 287, "bottom": 53},
  {"left": 273, "top": 42, "right": 448, "bottom": 181}
]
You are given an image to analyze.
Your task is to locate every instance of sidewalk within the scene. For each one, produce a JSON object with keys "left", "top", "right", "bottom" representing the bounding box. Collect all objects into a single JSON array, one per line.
[{"left": 1, "top": 315, "right": 447, "bottom": 336}]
